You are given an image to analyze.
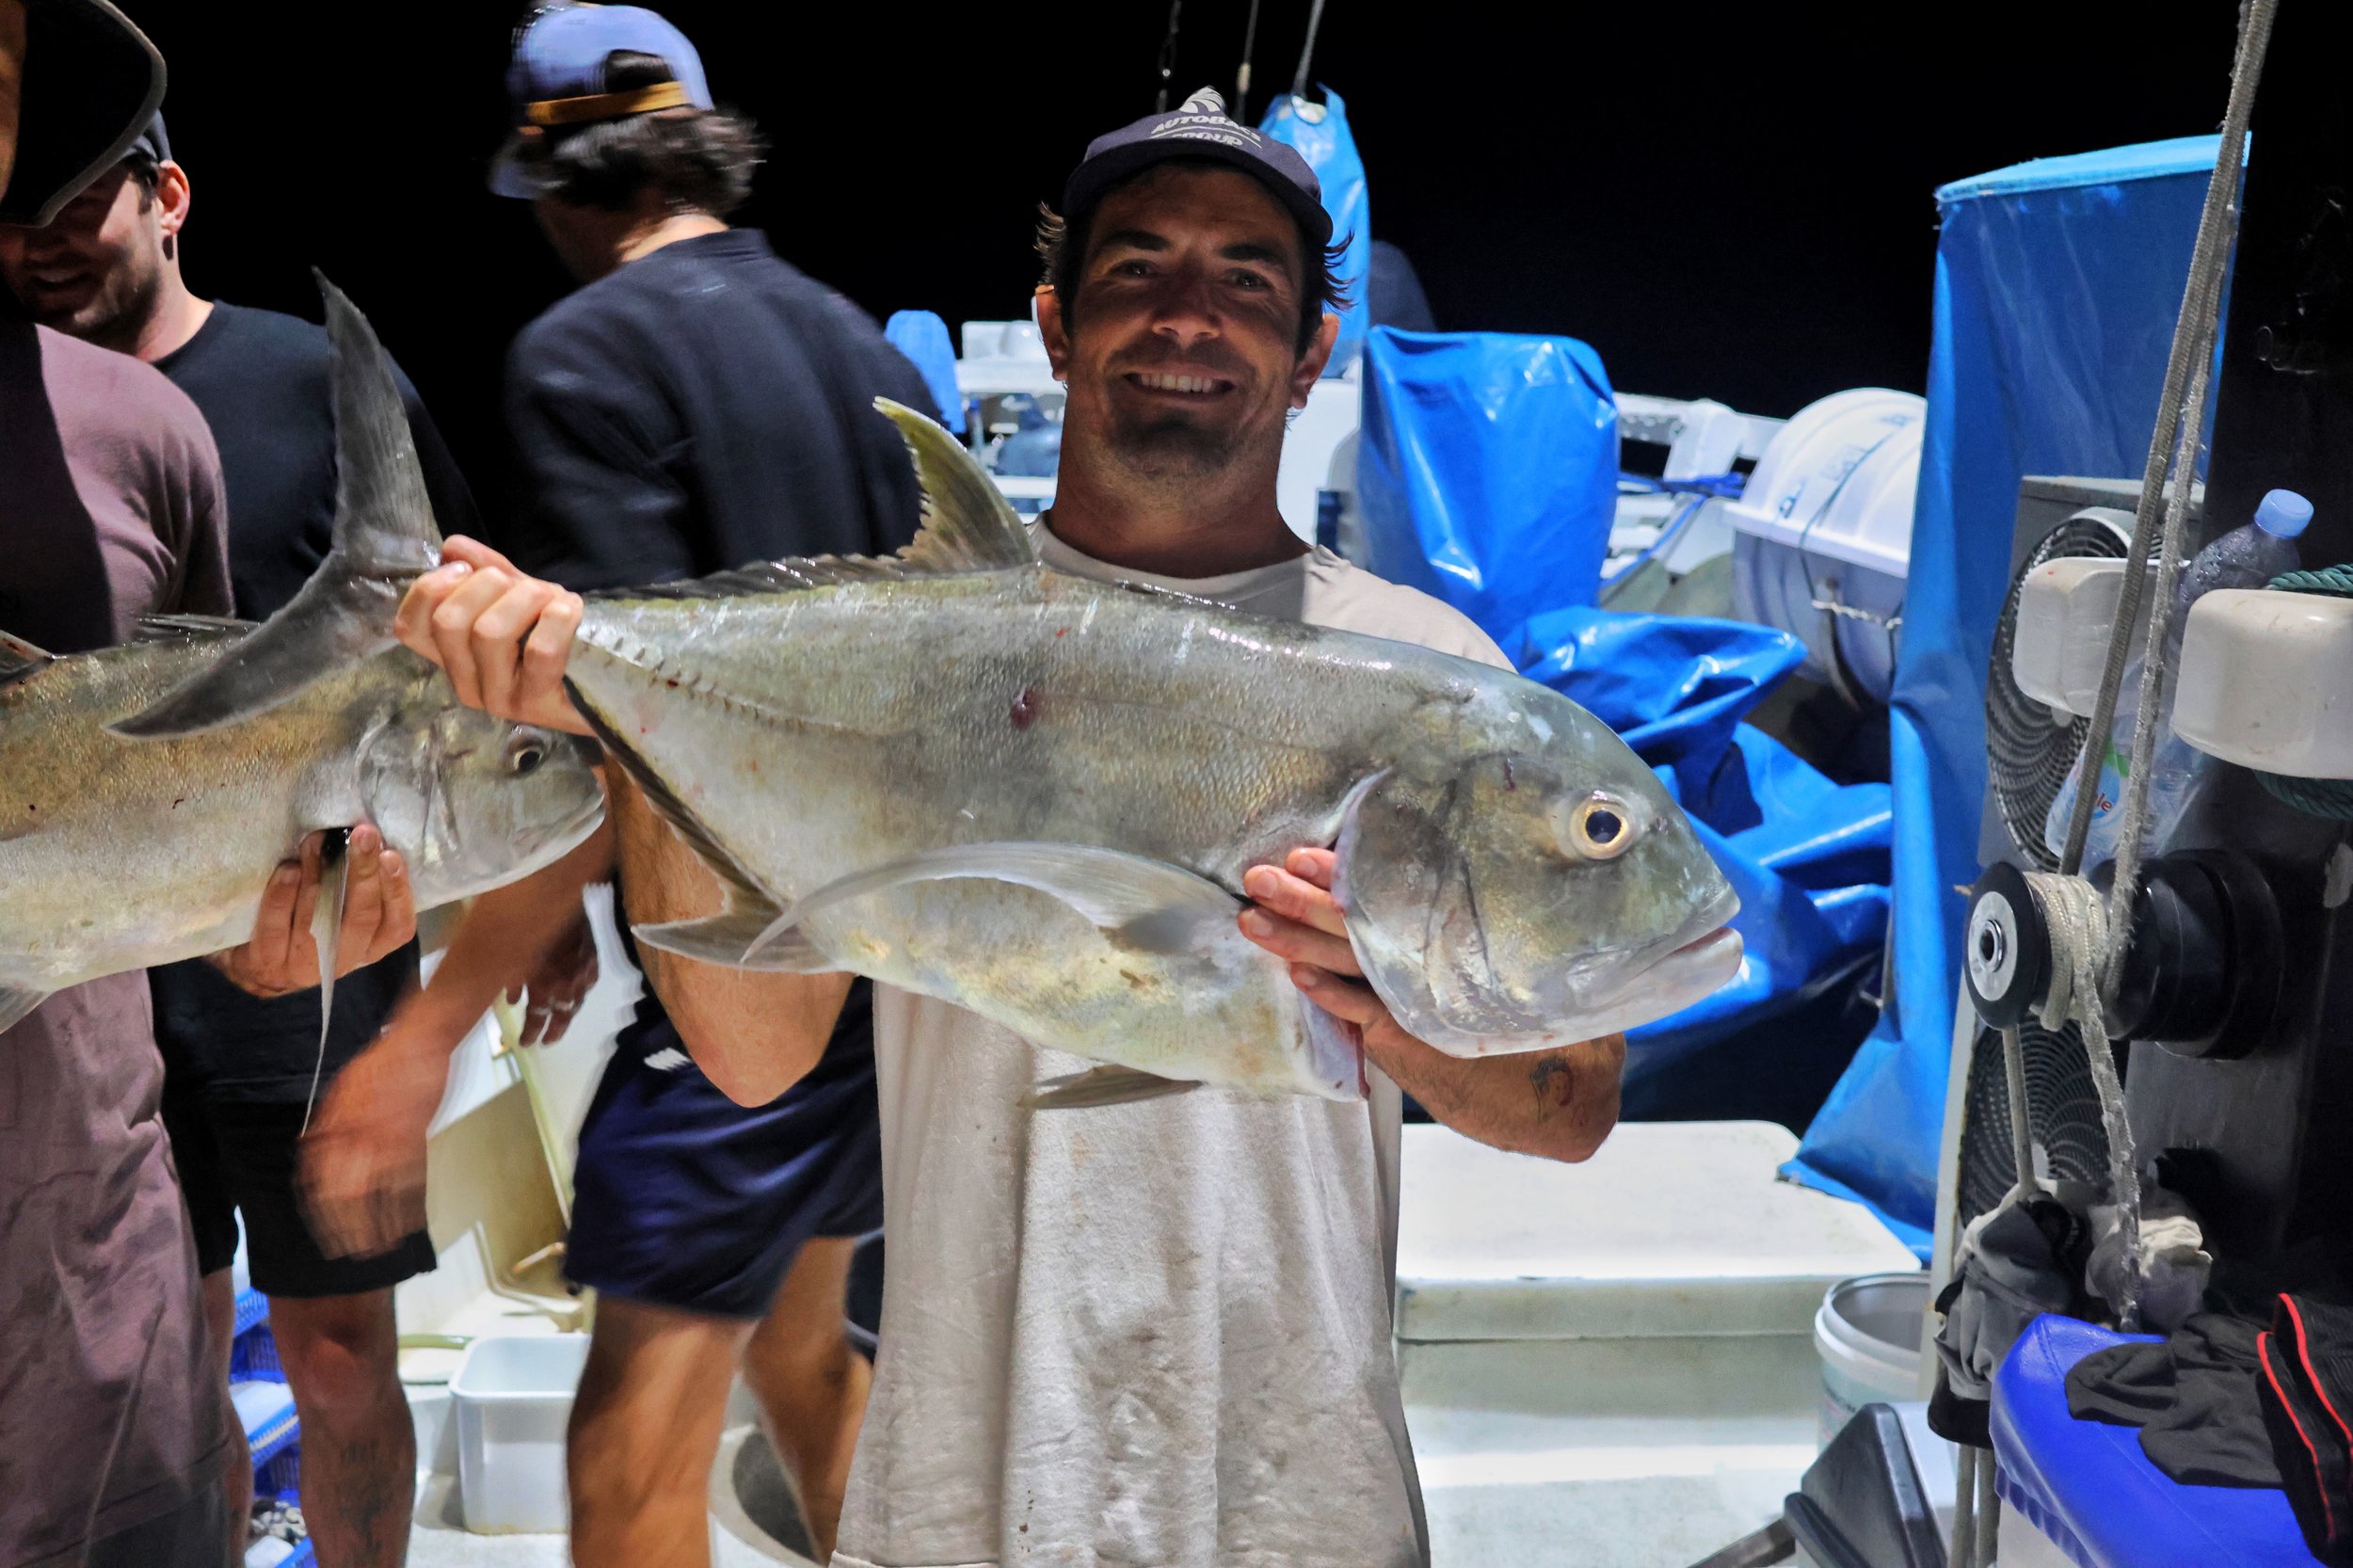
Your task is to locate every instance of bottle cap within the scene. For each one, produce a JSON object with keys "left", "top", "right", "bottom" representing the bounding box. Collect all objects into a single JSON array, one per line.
[{"left": 2256, "top": 488, "right": 2314, "bottom": 538}]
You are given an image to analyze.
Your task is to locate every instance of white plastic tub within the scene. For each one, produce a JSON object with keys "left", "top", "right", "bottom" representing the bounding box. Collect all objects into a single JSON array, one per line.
[
  {"left": 1814, "top": 1272, "right": 1929, "bottom": 1447},
  {"left": 448, "top": 1334, "right": 589, "bottom": 1533}
]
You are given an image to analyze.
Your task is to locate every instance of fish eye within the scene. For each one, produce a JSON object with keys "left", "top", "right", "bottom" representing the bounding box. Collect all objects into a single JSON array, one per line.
[
  {"left": 506, "top": 733, "right": 549, "bottom": 776},
  {"left": 1554, "top": 792, "right": 1639, "bottom": 861}
]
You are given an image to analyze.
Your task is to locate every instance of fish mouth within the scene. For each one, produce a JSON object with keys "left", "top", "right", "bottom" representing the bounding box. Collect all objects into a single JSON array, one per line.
[{"left": 1606, "top": 925, "right": 1744, "bottom": 1014}]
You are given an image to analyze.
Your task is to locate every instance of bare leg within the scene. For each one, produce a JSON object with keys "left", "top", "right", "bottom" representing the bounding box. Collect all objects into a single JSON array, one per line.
[
  {"left": 739, "top": 1238, "right": 872, "bottom": 1564},
  {"left": 268, "top": 1290, "right": 412, "bottom": 1568},
  {"left": 200, "top": 1269, "right": 253, "bottom": 1562},
  {"left": 568, "top": 1297, "right": 748, "bottom": 1568}
]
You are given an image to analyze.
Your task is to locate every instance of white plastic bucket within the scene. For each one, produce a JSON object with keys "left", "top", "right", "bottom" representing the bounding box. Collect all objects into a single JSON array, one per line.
[
  {"left": 1814, "top": 1272, "right": 1929, "bottom": 1446},
  {"left": 449, "top": 1334, "right": 589, "bottom": 1533}
]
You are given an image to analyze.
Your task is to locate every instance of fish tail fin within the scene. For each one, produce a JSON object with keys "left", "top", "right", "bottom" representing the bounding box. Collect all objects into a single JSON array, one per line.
[{"left": 111, "top": 275, "right": 438, "bottom": 739}]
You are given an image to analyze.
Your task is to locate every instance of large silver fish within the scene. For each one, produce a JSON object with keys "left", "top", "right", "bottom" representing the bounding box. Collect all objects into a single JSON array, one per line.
[
  {"left": 123, "top": 403, "right": 1739, "bottom": 1106},
  {"left": 0, "top": 278, "right": 605, "bottom": 1034}
]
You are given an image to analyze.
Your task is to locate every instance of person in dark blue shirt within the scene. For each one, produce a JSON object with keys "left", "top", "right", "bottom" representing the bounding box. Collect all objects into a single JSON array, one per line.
[{"left": 300, "top": 10, "right": 932, "bottom": 1564}]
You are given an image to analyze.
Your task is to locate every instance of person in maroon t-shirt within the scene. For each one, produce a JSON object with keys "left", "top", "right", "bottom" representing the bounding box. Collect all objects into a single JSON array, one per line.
[{"left": 0, "top": 7, "right": 419, "bottom": 1565}]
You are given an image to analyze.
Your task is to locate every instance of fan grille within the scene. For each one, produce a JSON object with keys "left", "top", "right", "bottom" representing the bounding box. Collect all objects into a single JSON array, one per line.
[
  {"left": 1985, "top": 515, "right": 2132, "bottom": 867},
  {"left": 1958, "top": 1021, "right": 2114, "bottom": 1227}
]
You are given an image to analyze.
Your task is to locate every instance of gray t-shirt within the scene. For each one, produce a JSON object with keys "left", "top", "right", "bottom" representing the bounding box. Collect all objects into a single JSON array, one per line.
[
  {"left": 835, "top": 531, "right": 1510, "bottom": 1568},
  {"left": 0, "top": 317, "right": 233, "bottom": 1566}
]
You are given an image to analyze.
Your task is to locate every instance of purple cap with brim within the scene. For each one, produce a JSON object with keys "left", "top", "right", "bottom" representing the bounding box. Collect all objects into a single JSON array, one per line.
[
  {"left": 489, "top": 3, "right": 715, "bottom": 200},
  {"left": 1062, "top": 87, "right": 1331, "bottom": 248}
]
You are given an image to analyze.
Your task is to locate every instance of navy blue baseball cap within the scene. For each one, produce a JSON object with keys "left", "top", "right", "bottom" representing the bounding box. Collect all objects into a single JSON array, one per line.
[
  {"left": 1063, "top": 88, "right": 1331, "bottom": 249},
  {"left": 489, "top": 4, "right": 714, "bottom": 200}
]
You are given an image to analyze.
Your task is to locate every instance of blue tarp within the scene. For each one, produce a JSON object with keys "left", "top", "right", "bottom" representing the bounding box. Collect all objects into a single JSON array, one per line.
[
  {"left": 1785, "top": 136, "right": 2228, "bottom": 1256},
  {"left": 883, "top": 310, "right": 966, "bottom": 434},
  {"left": 1516, "top": 609, "right": 1892, "bottom": 1086},
  {"left": 1357, "top": 328, "right": 1620, "bottom": 645},
  {"left": 1260, "top": 87, "right": 1370, "bottom": 376}
]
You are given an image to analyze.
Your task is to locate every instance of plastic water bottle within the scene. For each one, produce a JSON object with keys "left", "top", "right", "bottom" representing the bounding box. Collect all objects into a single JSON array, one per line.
[{"left": 2044, "top": 488, "right": 2312, "bottom": 862}]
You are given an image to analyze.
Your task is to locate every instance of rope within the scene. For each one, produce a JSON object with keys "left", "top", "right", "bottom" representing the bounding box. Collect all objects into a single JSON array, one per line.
[
  {"left": 2060, "top": 0, "right": 2275, "bottom": 877},
  {"left": 1291, "top": 0, "right": 1329, "bottom": 101},
  {"left": 2024, "top": 870, "right": 2144, "bottom": 1326},
  {"left": 2246, "top": 566, "right": 2353, "bottom": 817},
  {"left": 2000, "top": 1026, "right": 2038, "bottom": 1200}
]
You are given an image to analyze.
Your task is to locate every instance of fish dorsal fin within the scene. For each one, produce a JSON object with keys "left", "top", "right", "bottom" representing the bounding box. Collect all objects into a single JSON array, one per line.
[
  {"left": 133, "top": 614, "right": 258, "bottom": 644},
  {"left": 875, "top": 398, "right": 1036, "bottom": 574},
  {"left": 320, "top": 269, "right": 440, "bottom": 574},
  {"left": 0, "top": 631, "right": 54, "bottom": 688}
]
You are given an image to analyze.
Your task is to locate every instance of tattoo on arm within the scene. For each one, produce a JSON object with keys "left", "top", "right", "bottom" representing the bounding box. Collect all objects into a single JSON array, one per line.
[{"left": 1528, "top": 1051, "right": 1577, "bottom": 1120}]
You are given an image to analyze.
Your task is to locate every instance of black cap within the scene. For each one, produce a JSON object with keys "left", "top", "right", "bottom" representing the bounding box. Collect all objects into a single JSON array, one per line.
[
  {"left": 128, "top": 112, "right": 170, "bottom": 166},
  {"left": 0, "top": 0, "right": 167, "bottom": 227},
  {"left": 1062, "top": 88, "right": 1330, "bottom": 249}
]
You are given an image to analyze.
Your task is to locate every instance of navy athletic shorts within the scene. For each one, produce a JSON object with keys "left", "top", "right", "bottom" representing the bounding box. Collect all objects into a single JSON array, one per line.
[{"left": 564, "top": 980, "right": 884, "bottom": 1321}]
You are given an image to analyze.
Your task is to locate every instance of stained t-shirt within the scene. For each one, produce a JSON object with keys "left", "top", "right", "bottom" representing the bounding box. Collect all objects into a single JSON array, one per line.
[
  {"left": 835, "top": 531, "right": 1512, "bottom": 1568},
  {"left": 501, "top": 226, "right": 935, "bottom": 1071},
  {"left": 145, "top": 300, "right": 479, "bottom": 1100},
  {"left": 0, "top": 313, "right": 234, "bottom": 1565}
]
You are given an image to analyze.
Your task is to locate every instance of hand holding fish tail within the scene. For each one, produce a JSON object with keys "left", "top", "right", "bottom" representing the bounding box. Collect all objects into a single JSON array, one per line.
[
  {"left": 209, "top": 824, "right": 416, "bottom": 999},
  {"left": 1240, "top": 846, "right": 1625, "bottom": 1164},
  {"left": 395, "top": 536, "right": 592, "bottom": 736}
]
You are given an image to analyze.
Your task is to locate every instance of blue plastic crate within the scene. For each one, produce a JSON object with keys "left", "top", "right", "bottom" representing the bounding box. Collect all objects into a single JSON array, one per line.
[{"left": 231, "top": 1325, "right": 284, "bottom": 1382}]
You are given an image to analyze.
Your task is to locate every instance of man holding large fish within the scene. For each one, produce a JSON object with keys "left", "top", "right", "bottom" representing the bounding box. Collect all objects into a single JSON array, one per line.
[{"left": 320, "top": 87, "right": 1739, "bottom": 1567}]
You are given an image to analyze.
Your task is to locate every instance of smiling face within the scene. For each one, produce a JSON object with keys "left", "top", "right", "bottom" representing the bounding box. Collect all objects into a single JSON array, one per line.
[
  {"left": 1042, "top": 163, "right": 1333, "bottom": 489},
  {"left": 0, "top": 162, "right": 170, "bottom": 348}
]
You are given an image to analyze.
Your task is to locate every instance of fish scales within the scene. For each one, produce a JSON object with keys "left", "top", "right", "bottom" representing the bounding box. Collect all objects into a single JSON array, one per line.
[
  {"left": 576, "top": 569, "right": 1439, "bottom": 900},
  {"left": 1, "top": 640, "right": 389, "bottom": 977},
  {"left": 0, "top": 636, "right": 604, "bottom": 1000}
]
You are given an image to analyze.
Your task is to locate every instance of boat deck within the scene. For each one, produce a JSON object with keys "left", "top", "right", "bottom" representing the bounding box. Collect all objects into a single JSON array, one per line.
[{"left": 394, "top": 1119, "right": 1918, "bottom": 1567}]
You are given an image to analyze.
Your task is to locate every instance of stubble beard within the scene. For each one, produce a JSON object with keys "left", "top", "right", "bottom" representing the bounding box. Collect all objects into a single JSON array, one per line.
[
  {"left": 40, "top": 256, "right": 158, "bottom": 354},
  {"left": 1103, "top": 408, "right": 1241, "bottom": 483}
]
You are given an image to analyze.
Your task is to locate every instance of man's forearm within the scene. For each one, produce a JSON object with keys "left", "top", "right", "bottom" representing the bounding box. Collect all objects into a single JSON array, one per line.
[
  {"left": 398, "top": 820, "right": 615, "bottom": 1049},
  {"left": 609, "top": 771, "right": 851, "bottom": 1106},
  {"left": 1368, "top": 1031, "right": 1625, "bottom": 1163}
]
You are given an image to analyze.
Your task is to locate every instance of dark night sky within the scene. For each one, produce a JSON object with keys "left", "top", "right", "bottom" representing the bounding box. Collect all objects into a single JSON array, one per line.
[{"left": 127, "top": 1, "right": 2239, "bottom": 518}]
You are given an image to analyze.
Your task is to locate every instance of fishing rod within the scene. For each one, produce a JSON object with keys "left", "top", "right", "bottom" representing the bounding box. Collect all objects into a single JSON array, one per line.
[
  {"left": 1291, "top": 0, "right": 1328, "bottom": 102},
  {"left": 1155, "top": 0, "right": 1183, "bottom": 111},
  {"left": 1235, "top": 0, "right": 1263, "bottom": 120}
]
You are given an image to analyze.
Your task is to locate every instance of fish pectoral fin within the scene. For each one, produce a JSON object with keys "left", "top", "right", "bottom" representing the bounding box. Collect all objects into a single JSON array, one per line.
[
  {"left": 1021, "top": 1064, "right": 1201, "bottom": 1112},
  {"left": 1300, "top": 993, "right": 1369, "bottom": 1100},
  {"left": 300, "top": 830, "right": 351, "bottom": 1132},
  {"left": 111, "top": 277, "right": 435, "bottom": 740},
  {"left": 0, "top": 986, "right": 53, "bottom": 1034},
  {"left": 634, "top": 901, "right": 838, "bottom": 974},
  {"left": 776, "top": 841, "right": 1243, "bottom": 953}
]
